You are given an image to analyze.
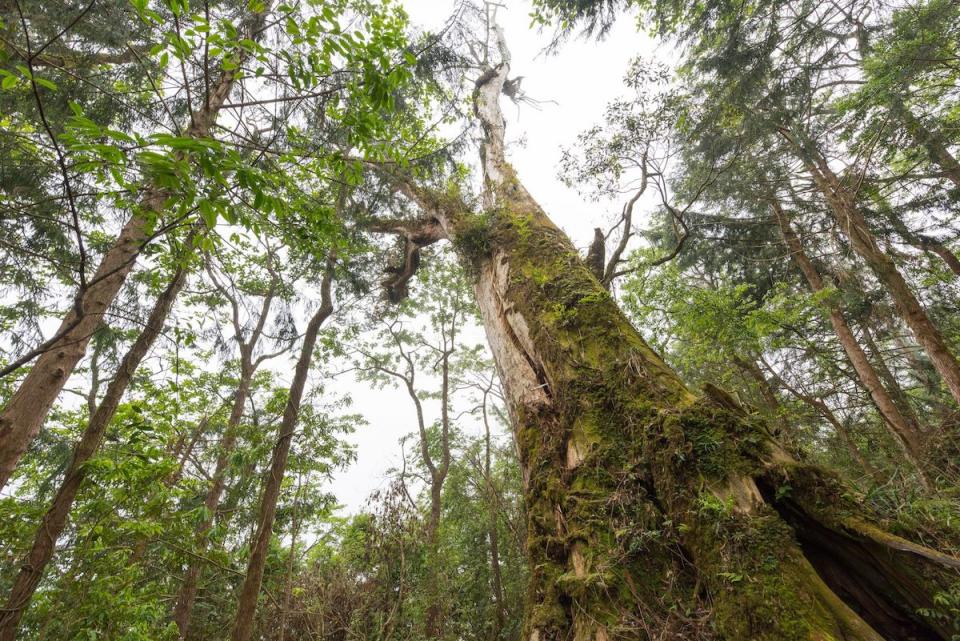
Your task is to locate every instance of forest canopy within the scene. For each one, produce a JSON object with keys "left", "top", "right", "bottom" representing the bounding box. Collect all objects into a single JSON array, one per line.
[{"left": 0, "top": 0, "right": 959, "bottom": 640}]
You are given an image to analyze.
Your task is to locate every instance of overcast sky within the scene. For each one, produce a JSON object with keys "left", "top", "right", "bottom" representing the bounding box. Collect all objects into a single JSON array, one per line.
[{"left": 326, "top": 0, "right": 657, "bottom": 513}]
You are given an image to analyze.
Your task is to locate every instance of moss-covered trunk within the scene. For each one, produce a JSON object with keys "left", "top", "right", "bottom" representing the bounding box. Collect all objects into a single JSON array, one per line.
[
  {"left": 398, "top": 25, "right": 960, "bottom": 641},
  {"left": 445, "top": 169, "right": 958, "bottom": 640}
]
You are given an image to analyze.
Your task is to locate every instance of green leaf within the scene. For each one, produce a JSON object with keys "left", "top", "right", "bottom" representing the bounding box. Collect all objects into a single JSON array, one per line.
[
  {"left": 199, "top": 200, "right": 216, "bottom": 228},
  {"left": 34, "top": 77, "right": 57, "bottom": 91}
]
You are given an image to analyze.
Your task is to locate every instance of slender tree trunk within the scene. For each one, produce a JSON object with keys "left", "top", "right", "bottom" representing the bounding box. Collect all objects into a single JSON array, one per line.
[
  {"left": 482, "top": 393, "right": 507, "bottom": 641},
  {"left": 372, "top": 307, "right": 454, "bottom": 640},
  {"left": 172, "top": 260, "right": 281, "bottom": 638},
  {"left": 771, "top": 201, "right": 929, "bottom": 468},
  {"left": 859, "top": 323, "right": 921, "bottom": 429},
  {"left": 425, "top": 325, "right": 454, "bottom": 640},
  {"left": 230, "top": 261, "right": 335, "bottom": 641},
  {"left": 0, "top": 27, "right": 255, "bottom": 491},
  {"left": 0, "top": 261, "right": 190, "bottom": 640},
  {"left": 733, "top": 356, "right": 780, "bottom": 414},
  {"left": 423, "top": 477, "right": 445, "bottom": 640},
  {"left": 168, "top": 415, "right": 210, "bottom": 488},
  {"left": 924, "top": 240, "right": 960, "bottom": 276},
  {"left": 787, "top": 136, "right": 960, "bottom": 407},
  {"left": 730, "top": 355, "right": 795, "bottom": 440},
  {"left": 757, "top": 357, "right": 884, "bottom": 483},
  {"left": 383, "top": 27, "right": 960, "bottom": 640},
  {"left": 277, "top": 477, "right": 303, "bottom": 641},
  {"left": 172, "top": 366, "right": 253, "bottom": 638}
]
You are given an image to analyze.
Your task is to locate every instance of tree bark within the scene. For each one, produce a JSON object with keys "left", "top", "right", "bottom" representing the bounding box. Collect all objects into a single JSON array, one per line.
[
  {"left": 230, "top": 259, "right": 335, "bottom": 641},
  {"left": 771, "top": 201, "right": 929, "bottom": 468},
  {"left": 859, "top": 323, "right": 920, "bottom": 429},
  {"left": 381, "top": 24, "right": 960, "bottom": 641},
  {"left": 0, "top": 23, "right": 255, "bottom": 491},
  {"left": 0, "top": 260, "right": 190, "bottom": 641},
  {"left": 785, "top": 134, "right": 960, "bottom": 408},
  {"left": 172, "top": 272, "right": 279, "bottom": 638},
  {"left": 482, "top": 389, "right": 507, "bottom": 641}
]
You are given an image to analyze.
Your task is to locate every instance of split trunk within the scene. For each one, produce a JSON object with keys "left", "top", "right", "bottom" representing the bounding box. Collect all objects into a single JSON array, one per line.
[{"left": 442, "top": 175, "right": 960, "bottom": 641}]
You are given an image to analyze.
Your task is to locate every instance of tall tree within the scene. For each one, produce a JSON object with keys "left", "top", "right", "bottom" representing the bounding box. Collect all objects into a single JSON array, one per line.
[
  {"left": 771, "top": 200, "right": 929, "bottom": 470},
  {"left": 231, "top": 256, "right": 336, "bottom": 641},
  {"left": 355, "top": 259, "right": 473, "bottom": 638},
  {"left": 0, "top": 1, "right": 268, "bottom": 489},
  {"left": 172, "top": 243, "right": 287, "bottom": 638},
  {"left": 0, "top": 240, "right": 193, "bottom": 640},
  {"left": 371, "top": 12, "right": 960, "bottom": 640}
]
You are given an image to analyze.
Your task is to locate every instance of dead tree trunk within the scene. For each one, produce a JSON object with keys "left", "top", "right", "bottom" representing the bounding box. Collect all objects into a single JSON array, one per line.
[
  {"left": 230, "top": 259, "right": 335, "bottom": 641},
  {"left": 377, "top": 22, "right": 960, "bottom": 641},
  {"left": 0, "top": 260, "right": 190, "bottom": 641}
]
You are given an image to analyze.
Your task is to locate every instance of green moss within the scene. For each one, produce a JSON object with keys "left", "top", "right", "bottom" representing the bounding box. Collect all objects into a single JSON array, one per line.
[
  {"left": 687, "top": 502, "right": 853, "bottom": 640},
  {"left": 452, "top": 210, "right": 494, "bottom": 264},
  {"left": 456, "top": 191, "right": 919, "bottom": 640}
]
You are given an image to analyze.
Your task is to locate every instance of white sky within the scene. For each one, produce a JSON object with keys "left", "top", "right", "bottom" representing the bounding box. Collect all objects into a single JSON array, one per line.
[{"left": 327, "top": 0, "right": 655, "bottom": 513}]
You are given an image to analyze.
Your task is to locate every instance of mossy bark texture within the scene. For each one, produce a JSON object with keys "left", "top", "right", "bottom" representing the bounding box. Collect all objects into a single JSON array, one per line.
[
  {"left": 399, "top": 26, "right": 960, "bottom": 641},
  {"left": 454, "top": 175, "right": 958, "bottom": 641}
]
